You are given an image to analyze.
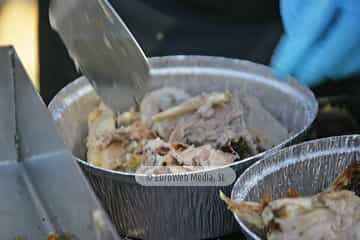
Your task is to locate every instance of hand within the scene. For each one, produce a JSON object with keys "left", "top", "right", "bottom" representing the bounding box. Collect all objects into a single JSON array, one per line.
[{"left": 271, "top": 0, "right": 360, "bottom": 86}]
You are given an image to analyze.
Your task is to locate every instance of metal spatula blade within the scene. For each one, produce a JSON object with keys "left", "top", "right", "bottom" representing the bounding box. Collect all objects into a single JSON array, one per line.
[{"left": 49, "top": 0, "right": 150, "bottom": 112}]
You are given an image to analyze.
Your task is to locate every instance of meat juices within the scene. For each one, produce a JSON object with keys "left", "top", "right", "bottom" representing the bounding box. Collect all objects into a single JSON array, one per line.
[{"left": 86, "top": 87, "right": 288, "bottom": 173}]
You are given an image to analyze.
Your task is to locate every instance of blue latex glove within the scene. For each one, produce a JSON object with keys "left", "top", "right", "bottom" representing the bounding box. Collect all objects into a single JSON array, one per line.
[{"left": 271, "top": 0, "right": 360, "bottom": 86}]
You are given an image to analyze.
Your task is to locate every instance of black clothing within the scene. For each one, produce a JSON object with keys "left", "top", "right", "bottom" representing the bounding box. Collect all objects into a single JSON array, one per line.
[{"left": 39, "top": 0, "right": 281, "bottom": 103}]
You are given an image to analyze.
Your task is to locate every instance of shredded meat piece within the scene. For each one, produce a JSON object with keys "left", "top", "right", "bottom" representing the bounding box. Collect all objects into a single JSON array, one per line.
[
  {"left": 175, "top": 145, "right": 236, "bottom": 166},
  {"left": 142, "top": 91, "right": 261, "bottom": 156},
  {"left": 222, "top": 191, "right": 360, "bottom": 240},
  {"left": 151, "top": 92, "right": 231, "bottom": 122},
  {"left": 87, "top": 103, "right": 152, "bottom": 171},
  {"left": 140, "top": 87, "right": 190, "bottom": 127},
  {"left": 265, "top": 191, "right": 360, "bottom": 240},
  {"left": 86, "top": 87, "right": 288, "bottom": 173},
  {"left": 220, "top": 163, "right": 360, "bottom": 240},
  {"left": 141, "top": 138, "right": 237, "bottom": 169},
  {"left": 168, "top": 101, "right": 247, "bottom": 146},
  {"left": 220, "top": 191, "right": 265, "bottom": 228},
  {"left": 116, "top": 110, "right": 140, "bottom": 126},
  {"left": 96, "top": 121, "right": 155, "bottom": 149}
]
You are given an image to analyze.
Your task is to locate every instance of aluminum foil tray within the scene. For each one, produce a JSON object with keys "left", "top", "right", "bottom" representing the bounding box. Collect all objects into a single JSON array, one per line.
[
  {"left": 0, "top": 47, "right": 121, "bottom": 240},
  {"left": 231, "top": 135, "right": 360, "bottom": 240},
  {"left": 49, "top": 56, "right": 318, "bottom": 240}
]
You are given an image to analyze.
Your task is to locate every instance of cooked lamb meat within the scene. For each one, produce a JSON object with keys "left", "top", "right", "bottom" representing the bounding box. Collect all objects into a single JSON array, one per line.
[
  {"left": 87, "top": 102, "right": 117, "bottom": 168},
  {"left": 221, "top": 163, "right": 360, "bottom": 240},
  {"left": 151, "top": 92, "right": 231, "bottom": 122},
  {"left": 96, "top": 122, "right": 155, "bottom": 150},
  {"left": 175, "top": 144, "right": 236, "bottom": 166},
  {"left": 86, "top": 87, "right": 288, "bottom": 173},
  {"left": 264, "top": 190, "right": 360, "bottom": 240},
  {"left": 142, "top": 138, "right": 237, "bottom": 168},
  {"left": 116, "top": 110, "right": 140, "bottom": 127},
  {"left": 167, "top": 101, "right": 259, "bottom": 154},
  {"left": 87, "top": 102, "right": 153, "bottom": 171},
  {"left": 142, "top": 91, "right": 261, "bottom": 155},
  {"left": 140, "top": 87, "right": 190, "bottom": 127}
]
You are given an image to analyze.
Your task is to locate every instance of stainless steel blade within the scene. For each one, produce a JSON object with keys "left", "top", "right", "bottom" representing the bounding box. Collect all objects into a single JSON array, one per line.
[{"left": 49, "top": 0, "right": 150, "bottom": 112}]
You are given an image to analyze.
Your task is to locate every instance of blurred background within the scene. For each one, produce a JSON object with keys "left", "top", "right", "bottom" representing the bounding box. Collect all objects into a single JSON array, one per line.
[
  {"left": 0, "top": 0, "right": 38, "bottom": 88},
  {"left": 0, "top": 0, "right": 359, "bottom": 104}
]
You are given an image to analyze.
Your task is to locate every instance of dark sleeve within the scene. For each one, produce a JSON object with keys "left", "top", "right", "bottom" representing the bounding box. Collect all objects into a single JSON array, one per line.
[{"left": 39, "top": 0, "right": 80, "bottom": 104}]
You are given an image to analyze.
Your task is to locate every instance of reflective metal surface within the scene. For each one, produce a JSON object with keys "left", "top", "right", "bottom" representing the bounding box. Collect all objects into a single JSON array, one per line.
[
  {"left": 49, "top": 56, "right": 318, "bottom": 240},
  {"left": 49, "top": 0, "right": 150, "bottom": 112},
  {"left": 231, "top": 135, "right": 360, "bottom": 240},
  {"left": 0, "top": 47, "right": 16, "bottom": 161},
  {"left": 0, "top": 47, "right": 121, "bottom": 240}
]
